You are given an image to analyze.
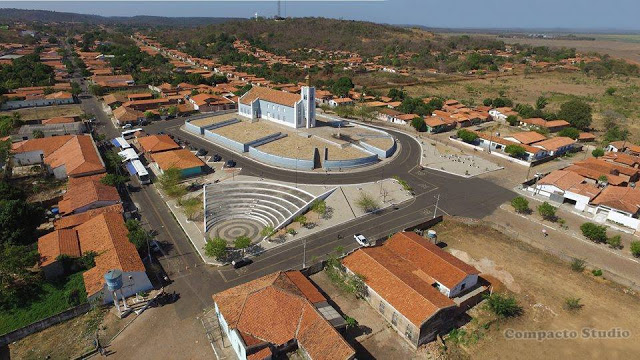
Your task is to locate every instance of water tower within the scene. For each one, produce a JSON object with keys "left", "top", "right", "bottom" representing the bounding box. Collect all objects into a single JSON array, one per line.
[{"left": 105, "top": 269, "right": 128, "bottom": 315}]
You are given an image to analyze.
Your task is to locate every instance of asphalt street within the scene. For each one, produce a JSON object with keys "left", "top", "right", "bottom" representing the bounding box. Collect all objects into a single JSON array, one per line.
[{"left": 78, "top": 85, "right": 515, "bottom": 317}]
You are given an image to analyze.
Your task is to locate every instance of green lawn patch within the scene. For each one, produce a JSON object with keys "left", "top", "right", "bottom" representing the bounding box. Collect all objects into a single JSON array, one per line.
[{"left": 0, "top": 272, "right": 88, "bottom": 335}]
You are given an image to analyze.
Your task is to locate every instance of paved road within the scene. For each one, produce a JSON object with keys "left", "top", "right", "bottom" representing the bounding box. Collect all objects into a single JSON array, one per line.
[{"left": 79, "top": 90, "right": 514, "bottom": 318}]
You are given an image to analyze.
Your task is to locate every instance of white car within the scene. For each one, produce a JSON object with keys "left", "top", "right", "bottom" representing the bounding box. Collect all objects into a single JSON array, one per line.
[{"left": 354, "top": 233, "right": 372, "bottom": 247}]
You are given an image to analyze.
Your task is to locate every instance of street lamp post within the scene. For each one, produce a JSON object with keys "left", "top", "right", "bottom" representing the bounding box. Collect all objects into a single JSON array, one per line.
[{"left": 302, "top": 238, "right": 306, "bottom": 269}]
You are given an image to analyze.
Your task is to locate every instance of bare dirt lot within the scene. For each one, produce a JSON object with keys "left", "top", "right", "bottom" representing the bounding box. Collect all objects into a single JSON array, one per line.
[
  {"left": 9, "top": 308, "right": 129, "bottom": 359},
  {"left": 432, "top": 219, "right": 640, "bottom": 359},
  {"left": 0, "top": 104, "right": 84, "bottom": 122}
]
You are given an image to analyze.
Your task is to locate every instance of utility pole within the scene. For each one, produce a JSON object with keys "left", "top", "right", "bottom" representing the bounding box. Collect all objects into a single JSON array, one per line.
[{"left": 433, "top": 194, "right": 440, "bottom": 219}]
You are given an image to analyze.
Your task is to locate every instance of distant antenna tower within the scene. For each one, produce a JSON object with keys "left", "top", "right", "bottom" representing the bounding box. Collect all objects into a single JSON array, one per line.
[
  {"left": 277, "top": 0, "right": 281, "bottom": 18},
  {"left": 255, "top": 12, "right": 258, "bottom": 21}
]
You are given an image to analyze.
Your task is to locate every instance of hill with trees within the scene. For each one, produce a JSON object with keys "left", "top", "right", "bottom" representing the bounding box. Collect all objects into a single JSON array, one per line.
[{"left": 0, "top": 8, "right": 242, "bottom": 26}]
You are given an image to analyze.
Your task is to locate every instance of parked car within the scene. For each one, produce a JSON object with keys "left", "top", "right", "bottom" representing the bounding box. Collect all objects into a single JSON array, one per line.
[
  {"left": 186, "top": 182, "right": 203, "bottom": 192},
  {"left": 225, "top": 159, "right": 237, "bottom": 168},
  {"left": 212, "top": 154, "right": 222, "bottom": 162},
  {"left": 232, "top": 258, "right": 252, "bottom": 269},
  {"left": 354, "top": 233, "right": 373, "bottom": 247},
  {"left": 122, "top": 123, "right": 132, "bottom": 129},
  {"left": 196, "top": 149, "right": 208, "bottom": 156}
]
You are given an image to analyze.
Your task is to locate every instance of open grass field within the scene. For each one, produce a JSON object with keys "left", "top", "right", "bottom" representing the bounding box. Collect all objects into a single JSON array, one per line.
[
  {"left": 432, "top": 219, "right": 640, "bottom": 359},
  {"left": 0, "top": 272, "right": 87, "bottom": 335},
  {"left": 398, "top": 70, "right": 640, "bottom": 143},
  {"left": 0, "top": 104, "right": 84, "bottom": 122}
]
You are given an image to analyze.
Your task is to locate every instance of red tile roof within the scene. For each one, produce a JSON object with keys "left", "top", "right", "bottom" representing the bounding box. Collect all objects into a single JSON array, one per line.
[
  {"left": 12, "top": 135, "right": 105, "bottom": 178},
  {"left": 212, "top": 271, "right": 354, "bottom": 360},
  {"left": 533, "top": 136, "right": 575, "bottom": 152},
  {"left": 591, "top": 186, "right": 640, "bottom": 214},
  {"left": 58, "top": 180, "right": 120, "bottom": 215},
  {"left": 508, "top": 131, "right": 546, "bottom": 145},
  {"left": 136, "top": 134, "right": 180, "bottom": 153},
  {"left": 538, "top": 170, "right": 586, "bottom": 191},
  {"left": 342, "top": 232, "right": 476, "bottom": 326},
  {"left": 240, "top": 86, "right": 301, "bottom": 107},
  {"left": 37, "top": 229, "right": 81, "bottom": 267},
  {"left": 151, "top": 149, "right": 205, "bottom": 171},
  {"left": 54, "top": 204, "right": 124, "bottom": 230},
  {"left": 76, "top": 213, "right": 146, "bottom": 296}
]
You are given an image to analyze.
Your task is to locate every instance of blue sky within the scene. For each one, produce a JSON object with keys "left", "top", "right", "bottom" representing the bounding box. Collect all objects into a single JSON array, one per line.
[{"left": 3, "top": 1, "right": 640, "bottom": 31}]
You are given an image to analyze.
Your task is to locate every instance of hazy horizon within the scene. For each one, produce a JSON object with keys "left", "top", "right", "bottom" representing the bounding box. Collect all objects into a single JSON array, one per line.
[{"left": 2, "top": 1, "right": 640, "bottom": 32}]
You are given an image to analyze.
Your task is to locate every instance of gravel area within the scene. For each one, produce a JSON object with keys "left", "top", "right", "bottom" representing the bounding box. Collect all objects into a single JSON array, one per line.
[
  {"left": 362, "top": 136, "right": 394, "bottom": 150},
  {"left": 211, "top": 119, "right": 285, "bottom": 143}
]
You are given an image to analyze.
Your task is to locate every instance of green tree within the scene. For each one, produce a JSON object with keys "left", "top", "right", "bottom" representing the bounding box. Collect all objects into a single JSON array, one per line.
[
  {"left": 100, "top": 173, "right": 128, "bottom": 187},
  {"left": 591, "top": 147, "right": 605, "bottom": 158},
  {"left": 179, "top": 197, "right": 202, "bottom": 220},
  {"left": 0, "top": 243, "right": 40, "bottom": 309},
  {"left": 204, "top": 236, "right": 227, "bottom": 260},
  {"left": 607, "top": 235, "right": 622, "bottom": 249},
  {"left": 580, "top": 222, "right": 607, "bottom": 243},
  {"left": 506, "top": 115, "right": 519, "bottom": 126},
  {"left": 294, "top": 215, "right": 307, "bottom": 225},
  {"left": 125, "top": 219, "right": 151, "bottom": 251},
  {"left": 167, "top": 105, "right": 178, "bottom": 117},
  {"left": 558, "top": 127, "right": 580, "bottom": 140},
  {"left": 334, "top": 105, "right": 355, "bottom": 119},
  {"left": 558, "top": 99, "right": 592, "bottom": 130},
  {"left": 630, "top": 241, "right": 640, "bottom": 257},
  {"left": 310, "top": 199, "right": 327, "bottom": 215},
  {"left": 485, "top": 293, "right": 523, "bottom": 318},
  {"left": 355, "top": 192, "right": 380, "bottom": 213},
  {"left": 331, "top": 77, "right": 354, "bottom": 97},
  {"left": 260, "top": 226, "right": 275, "bottom": 237},
  {"left": 387, "top": 88, "right": 406, "bottom": 101},
  {"left": 605, "top": 87, "right": 616, "bottom": 96},
  {"left": 356, "top": 106, "right": 376, "bottom": 123},
  {"left": 511, "top": 197, "right": 530, "bottom": 214},
  {"left": 504, "top": 144, "right": 527, "bottom": 158},
  {"left": 70, "top": 82, "right": 82, "bottom": 96},
  {"left": 456, "top": 129, "right": 478, "bottom": 143},
  {"left": 410, "top": 117, "right": 425, "bottom": 132},
  {"left": 537, "top": 202, "right": 557, "bottom": 221},
  {"left": 0, "top": 199, "right": 43, "bottom": 245},
  {"left": 535, "top": 96, "right": 548, "bottom": 110},
  {"left": 158, "top": 167, "right": 186, "bottom": 198},
  {"left": 234, "top": 236, "right": 252, "bottom": 254},
  {"left": 88, "top": 84, "right": 105, "bottom": 96}
]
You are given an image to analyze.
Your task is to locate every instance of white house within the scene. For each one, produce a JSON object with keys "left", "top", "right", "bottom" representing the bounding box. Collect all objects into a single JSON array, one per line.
[
  {"left": 238, "top": 86, "right": 316, "bottom": 129},
  {"left": 590, "top": 186, "right": 640, "bottom": 230},
  {"left": 531, "top": 170, "right": 600, "bottom": 211},
  {"left": 212, "top": 271, "right": 355, "bottom": 360}
]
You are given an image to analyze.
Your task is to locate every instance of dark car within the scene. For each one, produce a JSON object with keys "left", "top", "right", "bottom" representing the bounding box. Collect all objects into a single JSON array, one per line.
[
  {"left": 225, "top": 159, "right": 237, "bottom": 168},
  {"left": 212, "top": 154, "right": 222, "bottom": 162},
  {"left": 196, "top": 148, "right": 208, "bottom": 156},
  {"left": 232, "top": 258, "right": 252, "bottom": 269}
]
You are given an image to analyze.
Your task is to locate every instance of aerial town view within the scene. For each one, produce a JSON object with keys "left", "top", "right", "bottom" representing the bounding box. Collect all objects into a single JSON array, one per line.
[{"left": 1, "top": 1, "right": 640, "bottom": 359}]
